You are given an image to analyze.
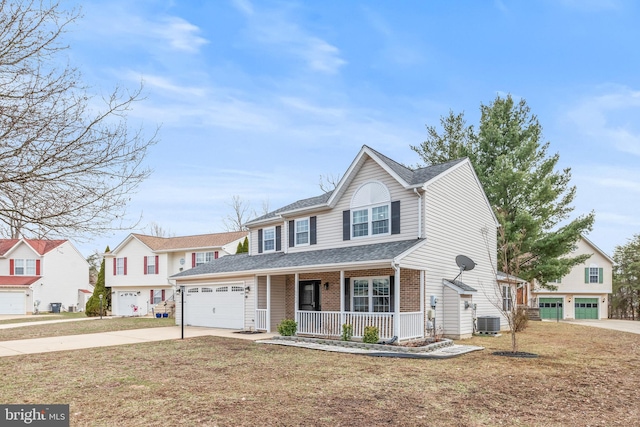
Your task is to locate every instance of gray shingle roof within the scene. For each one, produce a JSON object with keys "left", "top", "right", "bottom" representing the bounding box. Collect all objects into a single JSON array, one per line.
[
  {"left": 172, "top": 239, "right": 424, "bottom": 278},
  {"left": 443, "top": 279, "right": 478, "bottom": 293},
  {"left": 246, "top": 145, "right": 465, "bottom": 225}
]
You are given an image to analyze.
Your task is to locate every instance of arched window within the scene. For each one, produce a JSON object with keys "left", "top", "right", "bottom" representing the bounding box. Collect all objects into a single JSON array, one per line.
[{"left": 350, "top": 181, "right": 391, "bottom": 238}]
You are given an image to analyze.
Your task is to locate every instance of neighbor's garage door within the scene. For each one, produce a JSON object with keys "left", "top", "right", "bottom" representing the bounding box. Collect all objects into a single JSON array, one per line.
[
  {"left": 184, "top": 285, "right": 244, "bottom": 329},
  {"left": 539, "top": 298, "right": 563, "bottom": 320},
  {"left": 0, "top": 292, "right": 26, "bottom": 314},
  {"left": 575, "top": 298, "right": 599, "bottom": 319}
]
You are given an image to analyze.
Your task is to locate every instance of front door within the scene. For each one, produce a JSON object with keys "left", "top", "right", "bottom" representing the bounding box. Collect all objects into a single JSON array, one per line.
[{"left": 299, "top": 280, "right": 320, "bottom": 311}]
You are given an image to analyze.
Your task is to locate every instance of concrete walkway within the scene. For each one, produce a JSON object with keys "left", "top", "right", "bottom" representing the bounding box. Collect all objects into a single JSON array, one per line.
[
  {"left": 562, "top": 319, "right": 640, "bottom": 335},
  {"left": 0, "top": 316, "right": 100, "bottom": 329},
  {"left": 0, "top": 326, "right": 274, "bottom": 358}
]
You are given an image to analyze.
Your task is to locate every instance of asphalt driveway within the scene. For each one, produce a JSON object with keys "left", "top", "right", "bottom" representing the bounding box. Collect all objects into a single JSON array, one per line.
[{"left": 562, "top": 319, "right": 640, "bottom": 335}]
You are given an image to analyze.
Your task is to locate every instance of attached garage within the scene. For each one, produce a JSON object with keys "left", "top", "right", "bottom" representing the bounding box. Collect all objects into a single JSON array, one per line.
[
  {"left": 0, "top": 291, "right": 26, "bottom": 314},
  {"left": 539, "top": 297, "right": 563, "bottom": 320},
  {"left": 575, "top": 298, "right": 599, "bottom": 319},
  {"left": 183, "top": 284, "right": 245, "bottom": 329},
  {"left": 116, "top": 291, "right": 140, "bottom": 316}
]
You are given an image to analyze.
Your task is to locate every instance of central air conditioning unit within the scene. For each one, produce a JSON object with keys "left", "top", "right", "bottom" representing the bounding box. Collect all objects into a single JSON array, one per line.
[{"left": 477, "top": 316, "right": 500, "bottom": 334}]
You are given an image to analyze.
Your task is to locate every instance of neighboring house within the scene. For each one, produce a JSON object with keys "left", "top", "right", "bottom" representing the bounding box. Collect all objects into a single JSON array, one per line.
[
  {"left": 77, "top": 288, "right": 94, "bottom": 312},
  {"left": 0, "top": 239, "right": 89, "bottom": 314},
  {"left": 172, "top": 145, "right": 504, "bottom": 340},
  {"left": 530, "top": 236, "right": 613, "bottom": 320},
  {"left": 104, "top": 232, "right": 247, "bottom": 317}
]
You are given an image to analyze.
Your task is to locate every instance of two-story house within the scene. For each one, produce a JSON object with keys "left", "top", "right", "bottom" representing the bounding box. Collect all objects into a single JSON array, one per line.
[
  {"left": 105, "top": 232, "right": 247, "bottom": 316},
  {"left": 532, "top": 236, "right": 613, "bottom": 320},
  {"left": 0, "top": 239, "right": 89, "bottom": 314},
  {"left": 172, "top": 146, "right": 503, "bottom": 340}
]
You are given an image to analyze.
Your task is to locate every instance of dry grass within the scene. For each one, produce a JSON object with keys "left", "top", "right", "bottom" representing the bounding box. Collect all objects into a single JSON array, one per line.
[
  {"left": 1, "top": 321, "right": 639, "bottom": 426},
  {"left": 0, "top": 317, "right": 175, "bottom": 341}
]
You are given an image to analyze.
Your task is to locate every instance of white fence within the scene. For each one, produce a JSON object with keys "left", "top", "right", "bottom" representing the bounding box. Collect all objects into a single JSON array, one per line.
[
  {"left": 294, "top": 311, "right": 424, "bottom": 340},
  {"left": 255, "top": 309, "right": 267, "bottom": 331}
]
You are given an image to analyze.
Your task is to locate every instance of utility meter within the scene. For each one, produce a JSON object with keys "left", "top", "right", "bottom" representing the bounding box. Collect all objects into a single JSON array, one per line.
[{"left": 430, "top": 295, "right": 438, "bottom": 309}]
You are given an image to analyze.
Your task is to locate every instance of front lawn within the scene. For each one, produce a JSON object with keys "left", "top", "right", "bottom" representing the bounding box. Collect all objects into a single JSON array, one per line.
[
  {"left": 1, "top": 321, "right": 638, "bottom": 426},
  {"left": 0, "top": 316, "right": 175, "bottom": 341}
]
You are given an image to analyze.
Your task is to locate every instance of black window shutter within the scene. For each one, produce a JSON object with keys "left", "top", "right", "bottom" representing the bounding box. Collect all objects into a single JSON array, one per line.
[
  {"left": 344, "top": 278, "right": 350, "bottom": 311},
  {"left": 289, "top": 220, "right": 295, "bottom": 248},
  {"left": 389, "top": 276, "right": 395, "bottom": 312},
  {"left": 275, "top": 226, "right": 282, "bottom": 251},
  {"left": 343, "top": 210, "right": 351, "bottom": 241},
  {"left": 258, "top": 229, "right": 263, "bottom": 254},
  {"left": 391, "top": 201, "right": 401, "bottom": 235},
  {"left": 310, "top": 216, "right": 317, "bottom": 245}
]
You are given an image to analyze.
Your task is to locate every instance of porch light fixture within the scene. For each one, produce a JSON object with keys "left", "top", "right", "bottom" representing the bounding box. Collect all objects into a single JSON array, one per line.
[
  {"left": 324, "top": 282, "right": 329, "bottom": 290},
  {"left": 137, "top": 291, "right": 141, "bottom": 295},
  {"left": 245, "top": 286, "right": 250, "bottom": 292}
]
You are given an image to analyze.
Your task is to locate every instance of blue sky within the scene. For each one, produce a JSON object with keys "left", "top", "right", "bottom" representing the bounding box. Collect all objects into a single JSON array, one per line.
[{"left": 65, "top": 0, "right": 640, "bottom": 258}]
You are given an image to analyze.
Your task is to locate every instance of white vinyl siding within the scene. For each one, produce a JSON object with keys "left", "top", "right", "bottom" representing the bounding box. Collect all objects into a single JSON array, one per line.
[
  {"left": 422, "top": 161, "right": 502, "bottom": 338},
  {"left": 288, "top": 158, "right": 419, "bottom": 252}
]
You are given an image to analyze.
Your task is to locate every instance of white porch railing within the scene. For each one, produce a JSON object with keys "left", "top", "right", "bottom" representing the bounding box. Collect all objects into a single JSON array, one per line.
[
  {"left": 295, "top": 311, "right": 422, "bottom": 340},
  {"left": 398, "top": 312, "right": 423, "bottom": 340},
  {"left": 255, "top": 309, "right": 268, "bottom": 331}
]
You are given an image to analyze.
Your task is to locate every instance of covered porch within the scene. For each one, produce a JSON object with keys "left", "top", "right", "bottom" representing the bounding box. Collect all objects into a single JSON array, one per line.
[{"left": 255, "top": 266, "right": 426, "bottom": 342}]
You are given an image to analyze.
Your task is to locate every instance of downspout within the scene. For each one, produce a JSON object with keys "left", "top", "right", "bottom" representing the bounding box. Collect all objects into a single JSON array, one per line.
[
  {"left": 392, "top": 261, "right": 400, "bottom": 340},
  {"left": 414, "top": 188, "right": 422, "bottom": 239}
]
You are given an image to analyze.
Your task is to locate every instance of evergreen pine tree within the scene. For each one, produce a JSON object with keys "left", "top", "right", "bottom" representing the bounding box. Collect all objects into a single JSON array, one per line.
[{"left": 85, "top": 246, "right": 109, "bottom": 317}]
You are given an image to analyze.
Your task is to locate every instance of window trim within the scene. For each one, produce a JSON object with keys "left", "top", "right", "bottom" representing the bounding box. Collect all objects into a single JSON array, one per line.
[
  {"left": 195, "top": 251, "right": 215, "bottom": 267},
  {"left": 350, "top": 276, "right": 392, "bottom": 313},
  {"left": 263, "top": 226, "right": 276, "bottom": 253},
  {"left": 502, "top": 285, "right": 512, "bottom": 312},
  {"left": 146, "top": 256, "right": 156, "bottom": 275},
  {"left": 351, "top": 203, "right": 390, "bottom": 239},
  {"left": 589, "top": 267, "right": 599, "bottom": 284}
]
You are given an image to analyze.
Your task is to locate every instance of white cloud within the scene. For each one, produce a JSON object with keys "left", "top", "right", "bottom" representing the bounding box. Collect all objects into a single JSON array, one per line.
[
  {"left": 232, "top": 0, "right": 254, "bottom": 16},
  {"left": 236, "top": 5, "right": 346, "bottom": 74},
  {"left": 565, "top": 86, "right": 640, "bottom": 156},
  {"left": 155, "top": 17, "right": 209, "bottom": 53}
]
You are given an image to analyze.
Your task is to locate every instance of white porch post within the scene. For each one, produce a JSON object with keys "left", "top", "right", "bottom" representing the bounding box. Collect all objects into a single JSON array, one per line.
[
  {"left": 294, "top": 273, "right": 299, "bottom": 325},
  {"left": 393, "top": 265, "right": 400, "bottom": 338},
  {"left": 420, "top": 270, "right": 425, "bottom": 338},
  {"left": 340, "top": 270, "right": 345, "bottom": 326},
  {"left": 266, "top": 275, "right": 272, "bottom": 333}
]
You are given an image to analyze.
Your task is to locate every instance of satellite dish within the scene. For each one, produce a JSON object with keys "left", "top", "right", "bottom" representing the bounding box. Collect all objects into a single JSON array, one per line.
[{"left": 456, "top": 255, "right": 476, "bottom": 272}]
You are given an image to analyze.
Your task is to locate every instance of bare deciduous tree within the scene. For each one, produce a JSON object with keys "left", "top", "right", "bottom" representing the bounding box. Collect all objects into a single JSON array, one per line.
[
  {"left": 0, "top": 1, "right": 157, "bottom": 240},
  {"left": 145, "top": 222, "right": 175, "bottom": 238},
  {"left": 223, "top": 195, "right": 254, "bottom": 231},
  {"left": 319, "top": 173, "right": 341, "bottom": 193}
]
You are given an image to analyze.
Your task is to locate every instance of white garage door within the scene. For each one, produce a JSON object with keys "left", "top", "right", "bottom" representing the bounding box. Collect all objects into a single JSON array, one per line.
[
  {"left": 0, "top": 292, "right": 26, "bottom": 314},
  {"left": 184, "top": 284, "right": 244, "bottom": 329},
  {"left": 116, "top": 292, "right": 139, "bottom": 316}
]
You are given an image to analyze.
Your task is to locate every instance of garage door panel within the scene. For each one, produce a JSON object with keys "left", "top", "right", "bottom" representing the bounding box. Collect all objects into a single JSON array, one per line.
[
  {"left": 184, "top": 284, "right": 244, "bottom": 329},
  {"left": 575, "top": 298, "right": 599, "bottom": 319},
  {"left": 0, "top": 292, "right": 26, "bottom": 314},
  {"left": 539, "top": 298, "right": 563, "bottom": 320}
]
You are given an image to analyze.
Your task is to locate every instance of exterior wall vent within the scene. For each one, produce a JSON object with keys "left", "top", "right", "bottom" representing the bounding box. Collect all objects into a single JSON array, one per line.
[{"left": 476, "top": 316, "right": 500, "bottom": 334}]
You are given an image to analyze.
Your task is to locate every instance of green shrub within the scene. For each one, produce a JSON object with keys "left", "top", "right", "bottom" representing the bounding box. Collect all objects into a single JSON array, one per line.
[
  {"left": 341, "top": 323, "right": 353, "bottom": 341},
  {"left": 277, "top": 318, "right": 297, "bottom": 336},
  {"left": 362, "top": 326, "right": 379, "bottom": 344}
]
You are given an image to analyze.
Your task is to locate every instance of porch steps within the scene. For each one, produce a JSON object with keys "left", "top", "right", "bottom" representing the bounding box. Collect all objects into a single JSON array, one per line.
[
  {"left": 525, "top": 307, "right": 541, "bottom": 321},
  {"left": 152, "top": 301, "right": 175, "bottom": 317}
]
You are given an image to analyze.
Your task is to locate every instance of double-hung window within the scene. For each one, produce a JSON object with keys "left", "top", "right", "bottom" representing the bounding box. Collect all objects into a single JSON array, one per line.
[
  {"left": 153, "top": 290, "right": 163, "bottom": 304},
  {"left": 352, "top": 277, "right": 391, "bottom": 313},
  {"left": 263, "top": 227, "right": 275, "bottom": 252},
  {"left": 14, "top": 259, "right": 24, "bottom": 275},
  {"left": 146, "top": 256, "right": 156, "bottom": 275},
  {"left": 116, "top": 258, "right": 126, "bottom": 275},
  {"left": 195, "top": 252, "right": 214, "bottom": 267},
  {"left": 296, "top": 219, "right": 309, "bottom": 246},
  {"left": 352, "top": 204, "right": 389, "bottom": 238},
  {"left": 502, "top": 285, "right": 512, "bottom": 311},
  {"left": 589, "top": 267, "right": 599, "bottom": 283}
]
